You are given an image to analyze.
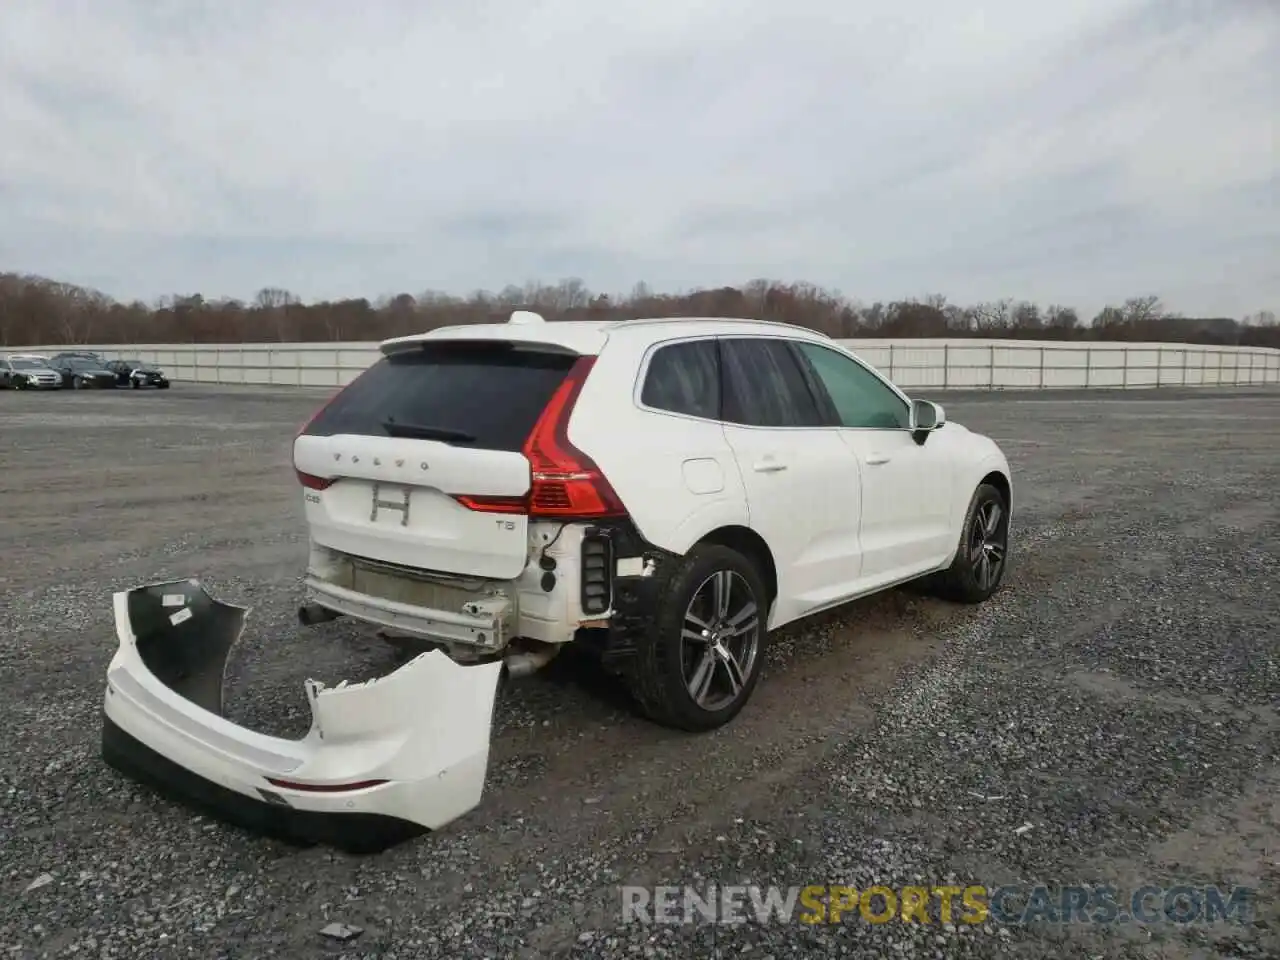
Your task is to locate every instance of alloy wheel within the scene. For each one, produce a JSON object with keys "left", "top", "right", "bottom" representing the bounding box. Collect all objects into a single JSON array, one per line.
[
  {"left": 679, "top": 569, "right": 761, "bottom": 712},
  {"left": 969, "top": 499, "right": 1007, "bottom": 591}
]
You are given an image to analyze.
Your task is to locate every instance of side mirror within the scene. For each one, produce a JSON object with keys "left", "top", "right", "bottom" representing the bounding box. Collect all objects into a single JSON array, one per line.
[{"left": 909, "top": 399, "right": 946, "bottom": 444}]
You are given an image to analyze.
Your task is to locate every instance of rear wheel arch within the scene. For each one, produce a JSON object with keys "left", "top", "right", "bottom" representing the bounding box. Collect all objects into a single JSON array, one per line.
[{"left": 693, "top": 525, "right": 778, "bottom": 612}]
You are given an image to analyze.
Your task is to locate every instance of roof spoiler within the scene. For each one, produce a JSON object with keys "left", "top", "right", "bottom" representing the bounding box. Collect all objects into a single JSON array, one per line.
[{"left": 507, "top": 310, "right": 545, "bottom": 325}]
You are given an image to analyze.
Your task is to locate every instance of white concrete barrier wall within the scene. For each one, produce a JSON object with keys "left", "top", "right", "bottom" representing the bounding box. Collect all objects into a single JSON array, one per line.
[{"left": 19, "top": 338, "right": 1280, "bottom": 391}]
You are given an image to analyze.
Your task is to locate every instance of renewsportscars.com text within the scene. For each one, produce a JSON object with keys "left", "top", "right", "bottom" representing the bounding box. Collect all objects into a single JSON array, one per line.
[{"left": 620, "top": 883, "right": 1255, "bottom": 926}]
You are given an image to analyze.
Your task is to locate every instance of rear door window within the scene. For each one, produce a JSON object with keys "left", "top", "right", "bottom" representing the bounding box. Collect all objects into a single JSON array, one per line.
[
  {"left": 640, "top": 339, "right": 721, "bottom": 420},
  {"left": 720, "top": 337, "right": 830, "bottom": 428},
  {"left": 303, "top": 342, "right": 577, "bottom": 451}
]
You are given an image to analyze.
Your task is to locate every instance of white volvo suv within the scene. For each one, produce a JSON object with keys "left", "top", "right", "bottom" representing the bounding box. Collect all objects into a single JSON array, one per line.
[
  {"left": 99, "top": 311, "right": 1012, "bottom": 851},
  {"left": 294, "top": 311, "right": 1013, "bottom": 732}
]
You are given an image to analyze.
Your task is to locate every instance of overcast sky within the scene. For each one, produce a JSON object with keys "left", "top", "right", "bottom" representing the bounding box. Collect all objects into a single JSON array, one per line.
[{"left": 0, "top": 0, "right": 1275, "bottom": 318}]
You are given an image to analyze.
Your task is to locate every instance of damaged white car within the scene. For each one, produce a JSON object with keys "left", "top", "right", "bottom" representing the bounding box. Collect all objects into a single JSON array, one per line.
[{"left": 102, "top": 311, "right": 1013, "bottom": 852}]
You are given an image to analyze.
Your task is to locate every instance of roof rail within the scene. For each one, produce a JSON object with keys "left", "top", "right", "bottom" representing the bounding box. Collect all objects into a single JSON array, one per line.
[
  {"left": 508, "top": 310, "right": 545, "bottom": 325},
  {"left": 610, "top": 315, "right": 826, "bottom": 334}
]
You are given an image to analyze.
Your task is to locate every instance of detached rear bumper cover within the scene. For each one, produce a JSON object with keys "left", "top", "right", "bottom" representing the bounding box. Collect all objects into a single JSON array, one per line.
[{"left": 102, "top": 579, "right": 502, "bottom": 853}]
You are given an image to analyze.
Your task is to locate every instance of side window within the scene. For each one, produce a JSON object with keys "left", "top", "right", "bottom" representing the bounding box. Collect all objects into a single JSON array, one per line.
[
  {"left": 640, "top": 339, "right": 721, "bottom": 420},
  {"left": 720, "top": 337, "right": 828, "bottom": 428},
  {"left": 792, "top": 342, "right": 910, "bottom": 429}
]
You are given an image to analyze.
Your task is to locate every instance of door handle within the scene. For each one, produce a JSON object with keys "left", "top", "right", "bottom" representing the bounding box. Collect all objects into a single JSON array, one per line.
[
  {"left": 753, "top": 460, "right": 788, "bottom": 473},
  {"left": 865, "top": 453, "right": 891, "bottom": 465}
]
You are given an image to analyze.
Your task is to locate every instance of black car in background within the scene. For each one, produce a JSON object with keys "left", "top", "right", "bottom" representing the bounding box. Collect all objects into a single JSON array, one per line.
[
  {"left": 106, "top": 359, "right": 171, "bottom": 389},
  {"left": 51, "top": 355, "right": 119, "bottom": 389},
  {"left": 104, "top": 359, "right": 135, "bottom": 386}
]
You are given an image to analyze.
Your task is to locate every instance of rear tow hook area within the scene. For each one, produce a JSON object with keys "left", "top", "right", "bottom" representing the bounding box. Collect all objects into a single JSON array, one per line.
[
  {"left": 100, "top": 578, "right": 503, "bottom": 854},
  {"left": 372, "top": 629, "right": 564, "bottom": 680}
]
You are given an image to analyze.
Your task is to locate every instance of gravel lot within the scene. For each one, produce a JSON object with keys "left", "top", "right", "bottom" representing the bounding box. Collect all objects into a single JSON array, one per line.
[{"left": 2, "top": 383, "right": 1278, "bottom": 959}]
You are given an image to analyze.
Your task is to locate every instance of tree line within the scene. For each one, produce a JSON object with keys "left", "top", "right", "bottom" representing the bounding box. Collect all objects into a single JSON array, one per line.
[{"left": 2, "top": 272, "right": 1277, "bottom": 349}]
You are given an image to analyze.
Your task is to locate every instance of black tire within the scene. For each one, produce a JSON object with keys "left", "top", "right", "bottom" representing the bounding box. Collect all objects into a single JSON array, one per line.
[
  {"left": 158, "top": 382, "right": 170, "bottom": 389},
  {"left": 621, "top": 543, "right": 769, "bottom": 732},
  {"left": 131, "top": 379, "right": 139, "bottom": 389},
  {"left": 934, "top": 482, "right": 1010, "bottom": 604}
]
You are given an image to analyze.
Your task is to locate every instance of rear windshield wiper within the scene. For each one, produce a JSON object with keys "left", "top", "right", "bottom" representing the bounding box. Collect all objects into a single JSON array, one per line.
[{"left": 380, "top": 419, "right": 477, "bottom": 443}]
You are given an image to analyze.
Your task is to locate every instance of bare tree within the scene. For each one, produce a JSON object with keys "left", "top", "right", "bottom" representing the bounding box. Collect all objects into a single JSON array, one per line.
[
  {"left": 1011, "top": 301, "right": 1043, "bottom": 334},
  {"left": 253, "top": 287, "right": 299, "bottom": 340},
  {"left": 1243, "top": 309, "right": 1277, "bottom": 327},
  {"left": 970, "top": 299, "right": 1015, "bottom": 335},
  {"left": 1121, "top": 295, "right": 1165, "bottom": 325},
  {"left": 1045, "top": 304, "right": 1080, "bottom": 332}
]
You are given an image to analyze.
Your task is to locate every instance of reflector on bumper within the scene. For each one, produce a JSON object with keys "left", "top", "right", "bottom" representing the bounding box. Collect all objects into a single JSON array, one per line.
[{"left": 101, "top": 578, "right": 503, "bottom": 853}]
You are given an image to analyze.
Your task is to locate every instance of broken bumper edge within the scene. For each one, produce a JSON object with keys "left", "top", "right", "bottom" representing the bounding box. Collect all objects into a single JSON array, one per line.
[{"left": 101, "top": 578, "right": 504, "bottom": 854}]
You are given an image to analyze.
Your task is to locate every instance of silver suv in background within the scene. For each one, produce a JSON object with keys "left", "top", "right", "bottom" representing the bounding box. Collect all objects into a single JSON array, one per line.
[{"left": 0, "top": 355, "right": 63, "bottom": 389}]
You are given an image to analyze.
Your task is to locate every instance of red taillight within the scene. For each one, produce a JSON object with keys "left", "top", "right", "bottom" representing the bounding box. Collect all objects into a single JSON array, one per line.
[
  {"left": 296, "top": 469, "right": 335, "bottom": 491},
  {"left": 453, "top": 356, "right": 626, "bottom": 520},
  {"left": 265, "top": 777, "right": 388, "bottom": 793}
]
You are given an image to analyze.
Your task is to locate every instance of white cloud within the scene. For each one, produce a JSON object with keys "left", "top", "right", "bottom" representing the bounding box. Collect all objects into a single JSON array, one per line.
[{"left": 0, "top": 0, "right": 1276, "bottom": 318}]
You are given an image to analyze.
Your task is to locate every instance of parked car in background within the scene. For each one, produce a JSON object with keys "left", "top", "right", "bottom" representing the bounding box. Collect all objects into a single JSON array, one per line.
[
  {"left": 105, "top": 359, "right": 171, "bottom": 389},
  {"left": 1, "top": 355, "right": 63, "bottom": 389},
  {"left": 49, "top": 350, "right": 109, "bottom": 371},
  {"left": 51, "top": 355, "right": 118, "bottom": 389},
  {"left": 105, "top": 359, "right": 137, "bottom": 386}
]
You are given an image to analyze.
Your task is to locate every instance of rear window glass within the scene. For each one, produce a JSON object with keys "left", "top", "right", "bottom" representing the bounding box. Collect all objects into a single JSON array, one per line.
[
  {"left": 641, "top": 340, "right": 720, "bottom": 420},
  {"left": 303, "top": 342, "right": 577, "bottom": 451},
  {"left": 720, "top": 337, "right": 827, "bottom": 428}
]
